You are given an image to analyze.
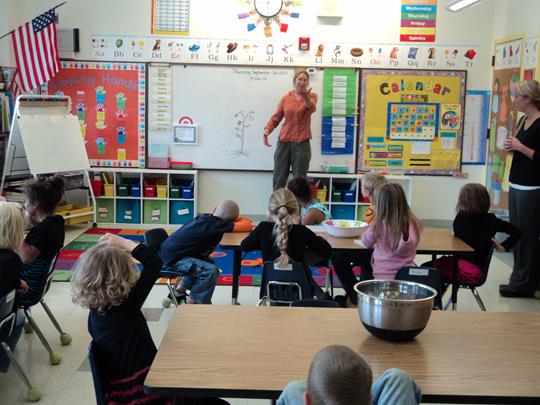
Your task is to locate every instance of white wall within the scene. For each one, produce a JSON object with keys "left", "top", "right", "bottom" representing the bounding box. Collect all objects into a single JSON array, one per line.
[{"left": 4, "top": 0, "right": 538, "bottom": 218}]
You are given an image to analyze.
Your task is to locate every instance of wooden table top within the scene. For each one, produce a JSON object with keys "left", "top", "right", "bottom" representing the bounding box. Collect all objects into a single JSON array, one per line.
[
  {"left": 145, "top": 306, "right": 540, "bottom": 403},
  {"left": 220, "top": 227, "right": 473, "bottom": 255}
]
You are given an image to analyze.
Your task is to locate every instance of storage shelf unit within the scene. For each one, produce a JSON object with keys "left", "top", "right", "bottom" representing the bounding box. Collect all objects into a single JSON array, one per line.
[
  {"left": 306, "top": 172, "right": 412, "bottom": 221},
  {"left": 89, "top": 168, "right": 197, "bottom": 226}
]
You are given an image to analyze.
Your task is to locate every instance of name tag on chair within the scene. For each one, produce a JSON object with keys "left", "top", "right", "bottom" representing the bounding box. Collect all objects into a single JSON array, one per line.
[
  {"left": 409, "top": 268, "right": 429, "bottom": 276},
  {"left": 274, "top": 263, "right": 293, "bottom": 271}
]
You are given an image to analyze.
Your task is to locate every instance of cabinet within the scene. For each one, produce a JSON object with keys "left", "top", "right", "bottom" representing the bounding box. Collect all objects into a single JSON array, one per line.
[
  {"left": 89, "top": 168, "right": 197, "bottom": 226},
  {"left": 306, "top": 172, "right": 413, "bottom": 221}
]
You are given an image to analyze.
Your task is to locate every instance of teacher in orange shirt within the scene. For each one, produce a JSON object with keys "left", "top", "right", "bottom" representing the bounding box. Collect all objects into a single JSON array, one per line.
[{"left": 263, "top": 68, "right": 318, "bottom": 190}]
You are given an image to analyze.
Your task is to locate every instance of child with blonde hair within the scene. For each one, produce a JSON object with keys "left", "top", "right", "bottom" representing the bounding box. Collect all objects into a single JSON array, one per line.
[
  {"left": 0, "top": 202, "right": 28, "bottom": 372},
  {"left": 71, "top": 233, "right": 170, "bottom": 404},
  {"left": 241, "top": 188, "right": 332, "bottom": 298},
  {"left": 332, "top": 173, "right": 388, "bottom": 307},
  {"left": 278, "top": 345, "right": 421, "bottom": 405},
  {"left": 335, "top": 183, "right": 422, "bottom": 307}
]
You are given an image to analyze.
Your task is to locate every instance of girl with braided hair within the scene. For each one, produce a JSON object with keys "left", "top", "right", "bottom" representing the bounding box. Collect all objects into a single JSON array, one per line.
[{"left": 241, "top": 188, "right": 332, "bottom": 298}]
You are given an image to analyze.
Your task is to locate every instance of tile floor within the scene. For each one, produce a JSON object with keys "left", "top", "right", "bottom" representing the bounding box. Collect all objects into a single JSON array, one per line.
[{"left": 1, "top": 224, "right": 539, "bottom": 404}]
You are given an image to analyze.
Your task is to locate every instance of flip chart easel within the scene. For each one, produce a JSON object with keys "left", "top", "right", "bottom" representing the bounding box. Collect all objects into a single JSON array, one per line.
[{"left": 1, "top": 95, "right": 95, "bottom": 221}]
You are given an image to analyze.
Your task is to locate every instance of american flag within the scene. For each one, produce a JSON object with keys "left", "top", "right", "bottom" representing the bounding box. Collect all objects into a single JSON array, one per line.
[
  {"left": 7, "top": 69, "right": 21, "bottom": 97},
  {"left": 10, "top": 9, "right": 60, "bottom": 92}
]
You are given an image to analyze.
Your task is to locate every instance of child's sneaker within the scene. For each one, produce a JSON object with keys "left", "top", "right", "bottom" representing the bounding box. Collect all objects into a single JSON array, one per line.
[{"left": 167, "top": 290, "right": 188, "bottom": 304}]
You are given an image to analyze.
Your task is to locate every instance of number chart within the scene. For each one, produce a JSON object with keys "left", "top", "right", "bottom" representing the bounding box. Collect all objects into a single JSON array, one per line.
[
  {"left": 152, "top": 0, "right": 190, "bottom": 35},
  {"left": 387, "top": 103, "right": 439, "bottom": 141}
]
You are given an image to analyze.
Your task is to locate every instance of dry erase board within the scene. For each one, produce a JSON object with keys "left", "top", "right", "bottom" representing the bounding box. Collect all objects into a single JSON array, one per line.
[{"left": 148, "top": 64, "right": 350, "bottom": 171}]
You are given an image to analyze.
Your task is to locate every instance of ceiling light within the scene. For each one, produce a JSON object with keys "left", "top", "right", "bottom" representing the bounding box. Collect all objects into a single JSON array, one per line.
[{"left": 446, "top": 0, "right": 482, "bottom": 12}]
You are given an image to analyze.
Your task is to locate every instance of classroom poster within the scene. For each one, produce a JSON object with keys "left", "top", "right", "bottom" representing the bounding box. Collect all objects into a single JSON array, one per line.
[
  {"left": 462, "top": 90, "right": 490, "bottom": 165},
  {"left": 321, "top": 69, "right": 357, "bottom": 154},
  {"left": 357, "top": 69, "right": 466, "bottom": 174},
  {"left": 486, "top": 36, "right": 523, "bottom": 210},
  {"left": 400, "top": 0, "right": 437, "bottom": 43},
  {"left": 44, "top": 62, "right": 146, "bottom": 167},
  {"left": 524, "top": 37, "right": 537, "bottom": 80}
]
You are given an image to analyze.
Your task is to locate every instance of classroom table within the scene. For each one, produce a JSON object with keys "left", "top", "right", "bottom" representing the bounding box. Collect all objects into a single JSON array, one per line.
[
  {"left": 219, "top": 227, "right": 474, "bottom": 309},
  {"left": 145, "top": 305, "right": 540, "bottom": 404}
]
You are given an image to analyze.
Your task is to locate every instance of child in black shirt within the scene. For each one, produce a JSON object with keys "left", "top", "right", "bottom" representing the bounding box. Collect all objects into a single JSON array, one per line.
[
  {"left": 241, "top": 188, "right": 332, "bottom": 299},
  {"left": 423, "top": 183, "right": 521, "bottom": 285},
  {"left": 19, "top": 176, "right": 65, "bottom": 301}
]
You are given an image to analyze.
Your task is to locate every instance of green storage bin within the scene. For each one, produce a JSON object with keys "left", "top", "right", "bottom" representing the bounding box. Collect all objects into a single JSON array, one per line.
[
  {"left": 357, "top": 205, "right": 369, "bottom": 222},
  {"left": 117, "top": 183, "right": 129, "bottom": 196},
  {"left": 170, "top": 186, "right": 181, "bottom": 198},
  {"left": 96, "top": 199, "right": 114, "bottom": 223},
  {"left": 331, "top": 190, "right": 343, "bottom": 202},
  {"left": 143, "top": 200, "right": 167, "bottom": 224}
]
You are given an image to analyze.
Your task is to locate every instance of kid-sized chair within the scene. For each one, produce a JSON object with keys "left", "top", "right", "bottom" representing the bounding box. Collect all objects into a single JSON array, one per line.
[
  {"left": 19, "top": 254, "right": 72, "bottom": 365},
  {"left": 395, "top": 266, "right": 442, "bottom": 310},
  {"left": 0, "top": 289, "right": 42, "bottom": 402},
  {"left": 257, "top": 260, "right": 314, "bottom": 306},
  {"left": 143, "top": 228, "right": 186, "bottom": 308},
  {"left": 443, "top": 245, "right": 496, "bottom": 311}
]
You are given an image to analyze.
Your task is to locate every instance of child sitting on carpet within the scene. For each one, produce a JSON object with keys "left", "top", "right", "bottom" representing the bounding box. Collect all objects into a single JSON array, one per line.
[
  {"left": 241, "top": 188, "right": 332, "bottom": 299},
  {"left": 19, "top": 176, "right": 65, "bottom": 302},
  {"left": 159, "top": 200, "right": 241, "bottom": 304}
]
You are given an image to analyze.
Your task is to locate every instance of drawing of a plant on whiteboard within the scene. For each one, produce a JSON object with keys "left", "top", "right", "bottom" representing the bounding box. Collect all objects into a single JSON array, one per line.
[
  {"left": 96, "top": 137, "right": 107, "bottom": 155},
  {"left": 230, "top": 110, "right": 255, "bottom": 158}
]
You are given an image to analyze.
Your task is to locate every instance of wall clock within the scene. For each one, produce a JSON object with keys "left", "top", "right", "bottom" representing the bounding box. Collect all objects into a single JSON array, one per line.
[
  {"left": 254, "top": 0, "right": 283, "bottom": 18},
  {"left": 238, "top": 0, "right": 302, "bottom": 37}
]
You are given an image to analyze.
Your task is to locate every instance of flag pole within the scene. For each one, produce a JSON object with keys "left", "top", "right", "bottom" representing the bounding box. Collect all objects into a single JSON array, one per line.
[{"left": 0, "top": 2, "right": 67, "bottom": 41}]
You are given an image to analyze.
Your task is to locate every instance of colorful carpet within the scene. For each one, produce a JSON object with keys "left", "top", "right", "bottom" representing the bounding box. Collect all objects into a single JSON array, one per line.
[{"left": 54, "top": 228, "right": 346, "bottom": 287}]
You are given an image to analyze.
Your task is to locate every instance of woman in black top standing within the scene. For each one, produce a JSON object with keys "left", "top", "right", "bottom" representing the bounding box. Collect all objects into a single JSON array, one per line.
[{"left": 501, "top": 80, "right": 540, "bottom": 298}]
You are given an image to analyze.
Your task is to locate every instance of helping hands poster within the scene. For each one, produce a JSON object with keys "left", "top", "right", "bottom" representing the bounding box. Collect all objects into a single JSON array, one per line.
[
  {"left": 358, "top": 69, "right": 466, "bottom": 174},
  {"left": 44, "top": 62, "right": 146, "bottom": 167}
]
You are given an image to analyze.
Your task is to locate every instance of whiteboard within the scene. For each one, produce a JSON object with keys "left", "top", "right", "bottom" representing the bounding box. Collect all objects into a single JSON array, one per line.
[
  {"left": 148, "top": 65, "right": 349, "bottom": 171},
  {"left": 17, "top": 114, "right": 89, "bottom": 174}
]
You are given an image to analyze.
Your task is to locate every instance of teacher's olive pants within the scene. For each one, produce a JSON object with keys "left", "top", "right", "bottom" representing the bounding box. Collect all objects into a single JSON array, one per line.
[{"left": 273, "top": 140, "right": 311, "bottom": 190}]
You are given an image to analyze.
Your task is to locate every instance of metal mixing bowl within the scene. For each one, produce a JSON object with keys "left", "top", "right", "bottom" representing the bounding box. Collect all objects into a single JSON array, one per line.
[{"left": 354, "top": 279, "right": 437, "bottom": 342}]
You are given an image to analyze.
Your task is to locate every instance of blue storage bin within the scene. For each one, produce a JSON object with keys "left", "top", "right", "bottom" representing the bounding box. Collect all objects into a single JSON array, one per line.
[
  {"left": 331, "top": 205, "right": 355, "bottom": 220},
  {"left": 182, "top": 187, "right": 194, "bottom": 199},
  {"left": 170, "top": 201, "right": 194, "bottom": 225},
  {"left": 116, "top": 199, "right": 141, "bottom": 224},
  {"left": 343, "top": 191, "right": 355, "bottom": 203},
  {"left": 130, "top": 184, "right": 141, "bottom": 197}
]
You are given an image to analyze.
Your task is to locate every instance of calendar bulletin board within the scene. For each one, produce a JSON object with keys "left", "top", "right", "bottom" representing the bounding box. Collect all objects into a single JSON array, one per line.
[
  {"left": 44, "top": 62, "right": 146, "bottom": 167},
  {"left": 357, "top": 69, "right": 467, "bottom": 175}
]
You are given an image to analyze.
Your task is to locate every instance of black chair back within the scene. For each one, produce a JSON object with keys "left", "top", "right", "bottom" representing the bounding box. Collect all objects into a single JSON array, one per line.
[
  {"left": 0, "top": 290, "right": 17, "bottom": 337},
  {"left": 470, "top": 243, "right": 496, "bottom": 287},
  {"left": 395, "top": 266, "right": 442, "bottom": 309},
  {"left": 17, "top": 254, "right": 58, "bottom": 308},
  {"left": 88, "top": 341, "right": 108, "bottom": 405},
  {"left": 260, "top": 261, "right": 312, "bottom": 303},
  {"left": 144, "top": 228, "right": 169, "bottom": 251},
  {"left": 290, "top": 299, "right": 339, "bottom": 308}
]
